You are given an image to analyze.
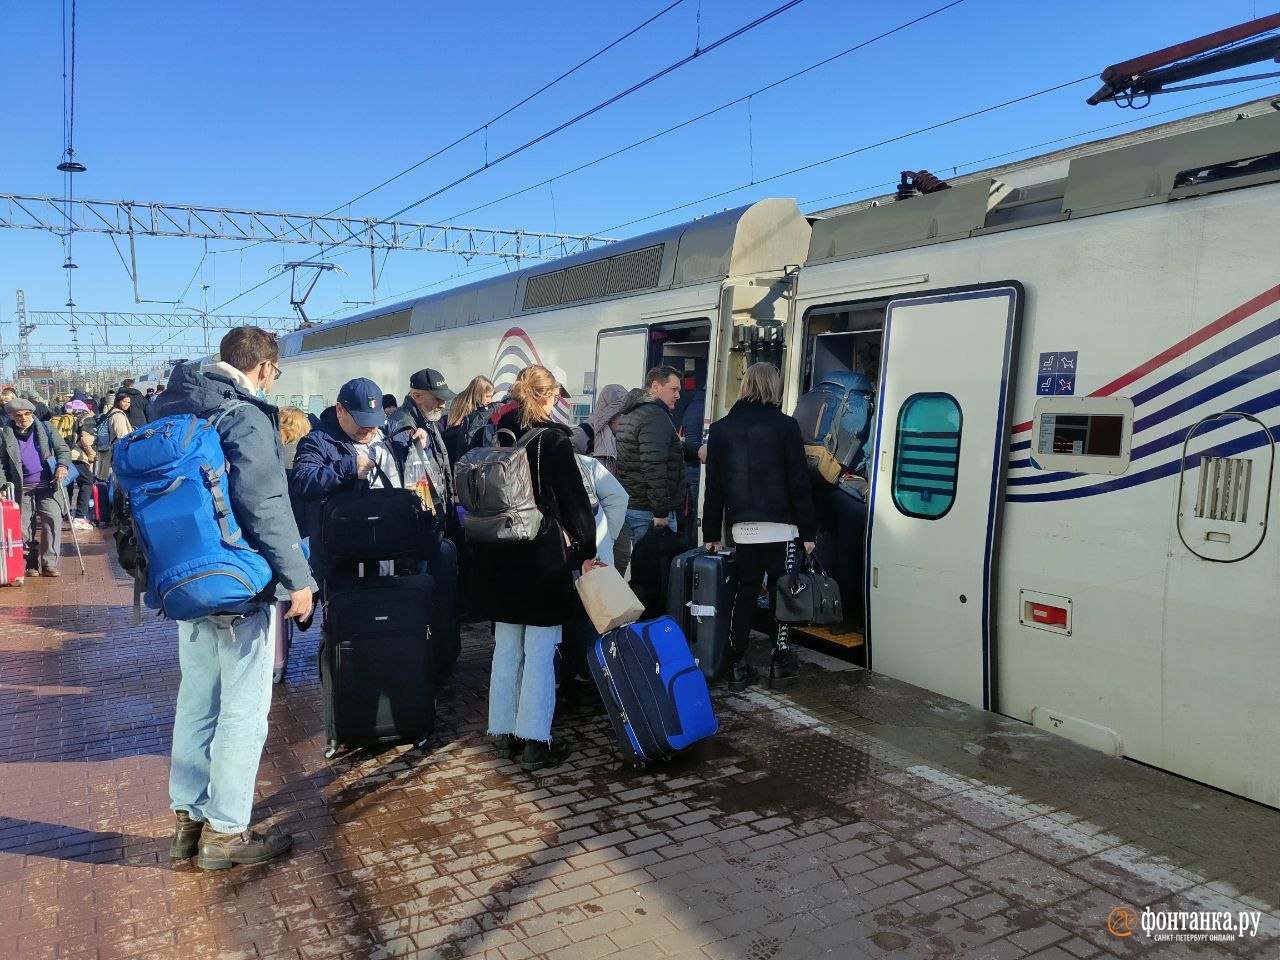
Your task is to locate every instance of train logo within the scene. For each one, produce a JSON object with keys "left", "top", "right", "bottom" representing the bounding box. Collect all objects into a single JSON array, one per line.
[{"left": 489, "top": 326, "right": 573, "bottom": 424}]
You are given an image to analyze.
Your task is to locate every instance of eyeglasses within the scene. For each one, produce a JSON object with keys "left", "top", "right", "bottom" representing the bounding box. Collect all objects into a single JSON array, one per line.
[{"left": 267, "top": 361, "right": 283, "bottom": 382}]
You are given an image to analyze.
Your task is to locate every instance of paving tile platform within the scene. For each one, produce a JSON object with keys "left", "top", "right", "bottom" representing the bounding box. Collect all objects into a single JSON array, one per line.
[{"left": 2, "top": 529, "right": 1278, "bottom": 960}]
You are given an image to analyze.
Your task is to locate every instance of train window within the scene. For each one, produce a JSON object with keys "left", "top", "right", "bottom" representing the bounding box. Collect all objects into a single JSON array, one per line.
[
  {"left": 1030, "top": 397, "right": 1133, "bottom": 475},
  {"left": 892, "top": 393, "right": 961, "bottom": 520}
]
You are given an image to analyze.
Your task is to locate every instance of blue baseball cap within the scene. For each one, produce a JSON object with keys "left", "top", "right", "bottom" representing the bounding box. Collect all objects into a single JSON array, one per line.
[{"left": 337, "top": 377, "right": 386, "bottom": 428}]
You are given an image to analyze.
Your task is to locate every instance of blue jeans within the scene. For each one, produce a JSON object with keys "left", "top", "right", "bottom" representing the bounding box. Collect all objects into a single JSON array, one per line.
[
  {"left": 169, "top": 605, "right": 274, "bottom": 833},
  {"left": 624, "top": 509, "right": 676, "bottom": 548},
  {"left": 489, "top": 622, "right": 561, "bottom": 742}
]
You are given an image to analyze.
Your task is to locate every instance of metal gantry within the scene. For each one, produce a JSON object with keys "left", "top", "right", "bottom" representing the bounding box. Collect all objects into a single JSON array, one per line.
[{"left": 0, "top": 193, "right": 615, "bottom": 259}]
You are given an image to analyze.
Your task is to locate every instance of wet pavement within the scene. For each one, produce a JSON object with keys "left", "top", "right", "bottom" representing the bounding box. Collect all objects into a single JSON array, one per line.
[{"left": 2, "top": 529, "right": 1279, "bottom": 960}]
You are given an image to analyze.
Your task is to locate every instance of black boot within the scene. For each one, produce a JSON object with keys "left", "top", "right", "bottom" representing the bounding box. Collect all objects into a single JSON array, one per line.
[
  {"left": 727, "top": 659, "right": 759, "bottom": 693},
  {"left": 769, "top": 645, "right": 800, "bottom": 690},
  {"left": 520, "top": 739, "right": 571, "bottom": 772},
  {"left": 498, "top": 734, "right": 524, "bottom": 761}
]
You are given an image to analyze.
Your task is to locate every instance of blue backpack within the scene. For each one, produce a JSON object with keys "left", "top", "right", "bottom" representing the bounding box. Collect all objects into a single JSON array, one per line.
[
  {"left": 792, "top": 372, "right": 875, "bottom": 484},
  {"left": 112, "top": 401, "right": 274, "bottom": 621}
]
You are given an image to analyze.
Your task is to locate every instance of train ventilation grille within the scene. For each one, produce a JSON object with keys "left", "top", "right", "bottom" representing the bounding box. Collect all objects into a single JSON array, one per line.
[
  {"left": 521, "top": 243, "right": 663, "bottom": 311},
  {"left": 1195, "top": 456, "right": 1252, "bottom": 522}
]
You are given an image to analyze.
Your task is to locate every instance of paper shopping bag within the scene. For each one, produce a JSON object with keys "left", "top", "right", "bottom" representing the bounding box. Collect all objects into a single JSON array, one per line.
[{"left": 575, "top": 564, "right": 646, "bottom": 634}]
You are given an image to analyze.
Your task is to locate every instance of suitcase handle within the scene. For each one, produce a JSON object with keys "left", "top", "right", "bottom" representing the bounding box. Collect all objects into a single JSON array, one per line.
[{"left": 1, "top": 483, "right": 12, "bottom": 503}]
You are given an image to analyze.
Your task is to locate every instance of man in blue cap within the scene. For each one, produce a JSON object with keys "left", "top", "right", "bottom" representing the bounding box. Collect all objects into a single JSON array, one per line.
[{"left": 290, "top": 377, "right": 427, "bottom": 585}]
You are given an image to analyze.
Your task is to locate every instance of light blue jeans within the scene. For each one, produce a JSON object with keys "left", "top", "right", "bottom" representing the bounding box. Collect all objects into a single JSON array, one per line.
[
  {"left": 624, "top": 509, "right": 677, "bottom": 548},
  {"left": 169, "top": 604, "right": 274, "bottom": 834},
  {"left": 489, "top": 622, "right": 561, "bottom": 742}
]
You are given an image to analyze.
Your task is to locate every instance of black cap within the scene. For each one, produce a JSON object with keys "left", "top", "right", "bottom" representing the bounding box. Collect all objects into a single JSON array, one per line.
[{"left": 408, "top": 368, "right": 456, "bottom": 401}]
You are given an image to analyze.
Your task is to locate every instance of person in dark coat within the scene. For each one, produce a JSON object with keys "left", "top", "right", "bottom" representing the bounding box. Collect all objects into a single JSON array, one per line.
[
  {"left": 290, "top": 379, "right": 427, "bottom": 588},
  {"left": 116, "top": 379, "right": 152, "bottom": 429},
  {"left": 387, "top": 368, "right": 457, "bottom": 542},
  {"left": 703, "top": 362, "right": 816, "bottom": 692},
  {"left": 614, "top": 366, "right": 686, "bottom": 549},
  {"left": 468, "top": 365, "right": 597, "bottom": 773}
]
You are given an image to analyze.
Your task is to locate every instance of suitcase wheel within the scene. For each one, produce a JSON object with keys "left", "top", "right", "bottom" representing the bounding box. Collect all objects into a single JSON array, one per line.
[{"left": 323, "top": 741, "right": 340, "bottom": 760}]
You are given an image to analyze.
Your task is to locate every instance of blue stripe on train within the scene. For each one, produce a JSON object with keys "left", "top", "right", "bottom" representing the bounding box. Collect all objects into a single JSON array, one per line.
[{"left": 1006, "top": 420, "right": 1278, "bottom": 503}]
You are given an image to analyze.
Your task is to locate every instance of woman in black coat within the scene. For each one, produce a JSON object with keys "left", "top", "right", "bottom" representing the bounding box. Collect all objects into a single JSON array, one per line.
[
  {"left": 468, "top": 365, "right": 597, "bottom": 771},
  {"left": 702, "top": 362, "right": 816, "bottom": 692}
]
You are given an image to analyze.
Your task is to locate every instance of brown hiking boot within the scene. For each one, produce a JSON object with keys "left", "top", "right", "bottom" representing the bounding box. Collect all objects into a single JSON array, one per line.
[
  {"left": 196, "top": 827, "right": 293, "bottom": 870},
  {"left": 169, "top": 811, "right": 204, "bottom": 860}
]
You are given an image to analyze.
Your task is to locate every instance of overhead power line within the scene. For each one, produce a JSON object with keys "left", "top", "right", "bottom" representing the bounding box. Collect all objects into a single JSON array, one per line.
[
  {"left": 207, "top": 0, "right": 810, "bottom": 314},
  {"left": 593, "top": 74, "right": 1095, "bottom": 234},
  {"left": 223, "top": 0, "right": 686, "bottom": 257},
  {"left": 437, "top": 0, "right": 968, "bottom": 225}
]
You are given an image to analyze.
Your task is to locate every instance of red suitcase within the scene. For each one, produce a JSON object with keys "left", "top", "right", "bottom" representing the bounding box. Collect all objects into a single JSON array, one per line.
[
  {"left": 1, "top": 485, "right": 25, "bottom": 586},
  {"left": 91, "top": 480, "right": 111, "bottom": 524}
]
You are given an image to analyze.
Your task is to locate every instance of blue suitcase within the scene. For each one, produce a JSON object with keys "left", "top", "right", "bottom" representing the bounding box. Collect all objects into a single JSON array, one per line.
[{"left": 589, "top": 616, "right": 717, "bottom": 765}]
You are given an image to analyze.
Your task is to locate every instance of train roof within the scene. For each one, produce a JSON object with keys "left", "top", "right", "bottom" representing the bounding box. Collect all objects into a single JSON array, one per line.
[
  {"left": 806, "top": 97, "right": 1280, "bottom": 264},
  {"left": 280, "top": 198, "right": 808, "bottom": 358}
]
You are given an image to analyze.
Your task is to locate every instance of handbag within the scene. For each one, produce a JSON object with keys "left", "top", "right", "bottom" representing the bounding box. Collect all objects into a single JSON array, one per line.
[
  {"left": 321, "top": 459, "right": 431, "bottom": 562},
  {"left": 575, "top": 564, "right": 646, "bottom": 634},
  {"left": 775, "top": 551, "right": 843, "bottom": 626}
]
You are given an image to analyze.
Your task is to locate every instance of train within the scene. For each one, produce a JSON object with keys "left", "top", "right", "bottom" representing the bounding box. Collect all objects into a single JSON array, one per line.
[{"left": 265, "top": 97, "right": 1280, "bottom": 808}]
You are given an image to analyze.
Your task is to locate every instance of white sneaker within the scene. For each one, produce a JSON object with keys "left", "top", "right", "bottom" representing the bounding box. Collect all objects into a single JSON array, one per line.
[{"left": 72, "top": 518, "right": 93, "bottom": 531}]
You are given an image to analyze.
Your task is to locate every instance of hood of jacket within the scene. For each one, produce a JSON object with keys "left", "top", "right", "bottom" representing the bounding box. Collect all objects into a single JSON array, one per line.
[
  {"left": 620, "top": 387, "right": 661, "bottom": 416},
  {"left": 153, "top": 361, "right": 276, "bottom": 421}
]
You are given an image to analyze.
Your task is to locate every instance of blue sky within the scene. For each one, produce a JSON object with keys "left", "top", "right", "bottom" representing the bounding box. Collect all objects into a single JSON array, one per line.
[{"left": 2, "top": 0, "right": 1276, "bottom": 375}]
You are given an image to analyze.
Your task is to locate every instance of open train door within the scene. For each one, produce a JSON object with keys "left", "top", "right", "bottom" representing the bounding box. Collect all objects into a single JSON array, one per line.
[{"left": 866, "top": 283, "right": 1022, "bottom": 710}]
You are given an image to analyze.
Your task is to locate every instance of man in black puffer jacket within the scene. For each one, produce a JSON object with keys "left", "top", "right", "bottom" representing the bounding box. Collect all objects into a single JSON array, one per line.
[{"left": 614, "top": 365, "right": 686, "bottom": 549}]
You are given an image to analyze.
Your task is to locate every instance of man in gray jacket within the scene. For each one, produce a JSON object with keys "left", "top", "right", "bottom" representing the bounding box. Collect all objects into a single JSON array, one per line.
[{"left": 152, "top": 327, "right": 315, "bottom": 871}]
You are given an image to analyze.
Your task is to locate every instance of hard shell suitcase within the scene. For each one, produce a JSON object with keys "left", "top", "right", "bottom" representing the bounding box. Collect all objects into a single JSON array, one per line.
[
  {"left": 0, "top": 486, "right": 24, "bottom": 586},
  {"left": 91, "top": 480, "right": 111, "bottom": 524},
  {"left": 667, "top": 547, "right": 736, "bottom": 681},
  {"left": 588, "top": 616, "right": 717, "bottom": 765},
  {"left": 319, "top": 573, "right": 435, "bottom": 757}
]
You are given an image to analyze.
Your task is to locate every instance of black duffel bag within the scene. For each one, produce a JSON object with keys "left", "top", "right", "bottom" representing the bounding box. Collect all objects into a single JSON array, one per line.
[
  {"left": 321, "top": 461, "right": 432, "bottom": 562},
  {"left": 775, "top": 551, "right": 843, "bottom": 626}
]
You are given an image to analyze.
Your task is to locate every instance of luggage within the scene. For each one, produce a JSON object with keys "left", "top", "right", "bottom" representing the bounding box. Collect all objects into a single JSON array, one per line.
[
  {"left": 588, "top": 616, "right": 717, "bottom": 765},
  {"left": 793, "top": 372, "right": 875, "bottom": 484},
  {"left": 320, "top": 573, "right": 436, "bottom": 757},
  {"left": 430, "top": 538, "right": 461, "bottom": 675},
  {"left": 453, "top": 427, "right": 547, "bottom": 542},
  {"left": 91, "top": 480, "right": 111, "bottom": 524},
  {"left": 320, "top": 467, "right": 433, "bottom": 563},
  {"left": 0, "top": 485, "right": 24, "bottom": 586},
  {"left": 92, "top": 416, "right": 114, "bottom": 453},
  {"left": 814, "top": 482, "right": 867, "bottom": 633},
  {"left": 113, "top": 401, "right": 274, "bottom": 621},
  {"left": 628, "top": 525, "right": 683, "bottom": 619},
  {"left": 272, "top": 600, "right": 293, "bottom": 684},
  {"left": 667, "top": 547, "right": 736, "bottom": 680},
  {"left": 50, "top": 413, "right": 76, "bottom": 443},
  {"left": 776, "top": 551, "right": 844, "bottom": 627}
]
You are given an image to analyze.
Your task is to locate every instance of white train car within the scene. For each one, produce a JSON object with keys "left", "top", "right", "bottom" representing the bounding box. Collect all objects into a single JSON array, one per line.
[
  {"left": 276, "top": 101, "right": 1280, "bottom": 807},
  {"left": 789, "top": 106, "right": 1280, "bottom": 807},
  {"left": 274, "top": 198, "right": 811, "bottom": 430}
]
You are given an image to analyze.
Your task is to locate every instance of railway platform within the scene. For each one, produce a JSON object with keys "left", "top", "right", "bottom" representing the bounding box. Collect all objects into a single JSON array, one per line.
[{"left": 2, "top": 531, "right": 1278, "bottom": 960}]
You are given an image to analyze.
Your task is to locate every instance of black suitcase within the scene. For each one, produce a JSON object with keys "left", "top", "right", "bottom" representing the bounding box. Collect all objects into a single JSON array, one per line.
[
  {"left": 430, "top": 537, "right": 461, "bottom": 676},
  {"left": 320, "top": 573, "right": 435, "bottom": 757},
  {"left": 667, "top": 547, "right": 736, "bottom": 681}
]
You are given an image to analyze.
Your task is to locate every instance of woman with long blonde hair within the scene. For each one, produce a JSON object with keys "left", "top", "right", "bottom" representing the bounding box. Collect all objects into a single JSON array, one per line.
[
  {"left": 467, "top": 365, "right": 597, "bottom": 771},
  {"left": 443, "top": 375, "right": 496, "bottom": 461}
]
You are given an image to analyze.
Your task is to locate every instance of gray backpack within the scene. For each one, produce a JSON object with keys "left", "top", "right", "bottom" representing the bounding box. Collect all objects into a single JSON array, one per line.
[{"left": 453, "top": 427, "right": 547, "bottom": 542}]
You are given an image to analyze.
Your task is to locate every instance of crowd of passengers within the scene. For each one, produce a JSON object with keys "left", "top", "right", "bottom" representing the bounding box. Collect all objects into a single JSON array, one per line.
[{"left": 0, "top": 328, "right": 816, "bottom": 870}]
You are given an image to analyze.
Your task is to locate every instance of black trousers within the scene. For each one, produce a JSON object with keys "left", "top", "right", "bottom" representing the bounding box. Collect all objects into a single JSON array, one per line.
[
  {"left": 729, "top": 540, "right": 789, "bottom": 661},
  {"left": 71, "top": 463, "right": 94, "bottom": 518}
]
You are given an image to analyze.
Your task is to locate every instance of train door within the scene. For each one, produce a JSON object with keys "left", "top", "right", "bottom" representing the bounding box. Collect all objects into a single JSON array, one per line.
[{"left": 866, "top": 283, "right": 1021, "bottom": 710}]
